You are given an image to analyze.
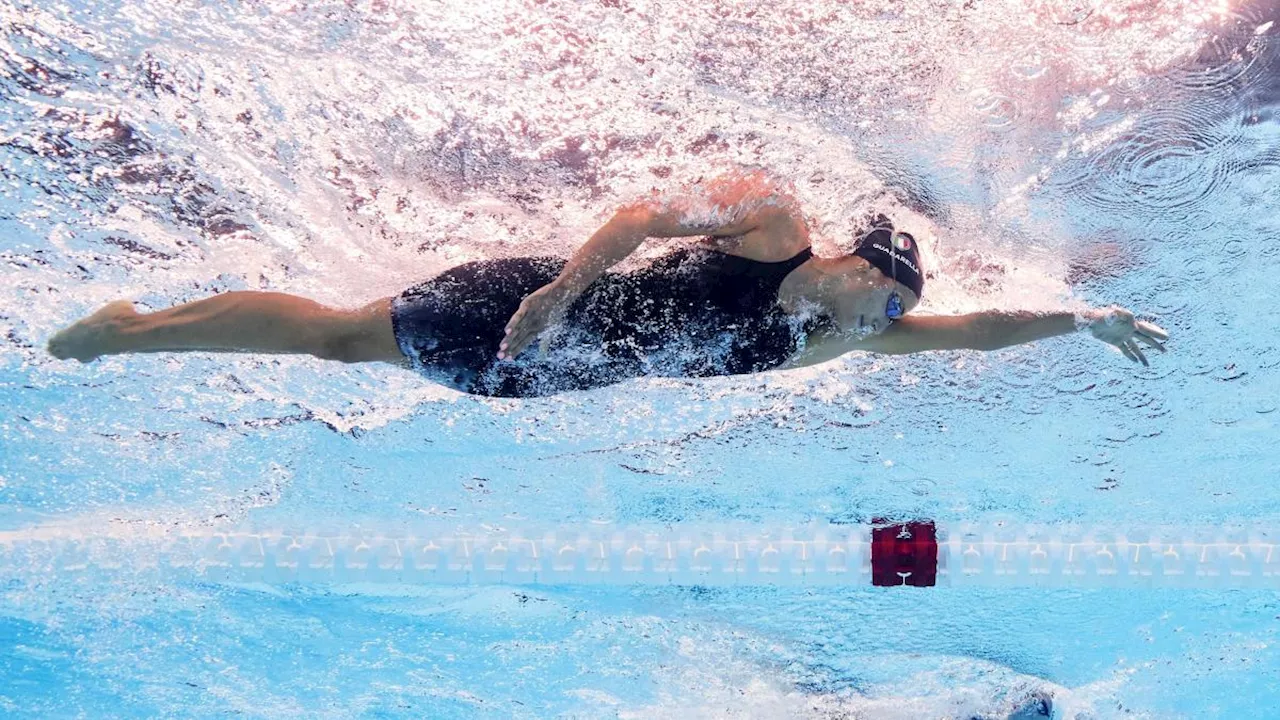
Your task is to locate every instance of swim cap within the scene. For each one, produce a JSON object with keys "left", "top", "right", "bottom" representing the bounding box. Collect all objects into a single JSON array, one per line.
[{"left": 851, "top": 214, "right": 924, "bottom": 299}]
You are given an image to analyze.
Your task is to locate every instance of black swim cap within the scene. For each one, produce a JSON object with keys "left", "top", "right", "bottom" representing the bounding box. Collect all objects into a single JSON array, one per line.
[{"left": 851, "top": 214, "right": 924, "bottom": 299}]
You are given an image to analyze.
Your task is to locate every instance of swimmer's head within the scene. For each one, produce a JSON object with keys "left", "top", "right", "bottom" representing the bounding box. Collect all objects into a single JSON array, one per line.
[
  {"left": 806, "top": 215, "right": 924, "bottom": 335},
  {"left": 818, "top": 256, "right": 921, "bottom": 335},
  {"left": 851, "top": 215, "right": 925, "bottom": 299}
]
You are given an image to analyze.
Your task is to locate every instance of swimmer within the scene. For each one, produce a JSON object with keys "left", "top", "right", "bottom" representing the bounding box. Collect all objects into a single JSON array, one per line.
[{"left": 47, "top": 174, "right": 1168, "bottom": 398}]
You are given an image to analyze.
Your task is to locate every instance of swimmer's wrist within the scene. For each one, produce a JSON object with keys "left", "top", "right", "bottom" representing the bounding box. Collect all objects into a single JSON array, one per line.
[
  {"left": 550, "top": 273, "right": 589, "bottom": 298},
  {"left": 1074, "top": 308, "right": 1116, "bottom": 335}
]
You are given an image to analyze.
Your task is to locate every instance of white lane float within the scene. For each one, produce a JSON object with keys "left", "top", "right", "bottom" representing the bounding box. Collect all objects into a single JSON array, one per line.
[{"left": 2, "top": 520, "right": 1277, "bottom": 588}]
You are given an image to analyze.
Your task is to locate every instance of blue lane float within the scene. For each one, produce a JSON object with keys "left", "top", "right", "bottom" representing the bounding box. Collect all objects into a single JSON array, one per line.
[{"left": 2, "top": 520, "right": 1277, "bottom": 588}]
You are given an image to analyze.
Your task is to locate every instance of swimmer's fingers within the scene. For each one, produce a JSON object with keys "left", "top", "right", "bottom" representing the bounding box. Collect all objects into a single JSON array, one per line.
[
  {"left": 1134, "top": 332, "right": 1166, "bottom": 353},
  {"left": 1117, "top": 341, "right": 1141, "bottom": 365},
  {"left": 500, "top": 284, "right": 571, "bottom": 360},
  {"left": 500, "top": 300, "right": 544, "bottom": 359},
  {"left": 502, "top": 316, "right": 545, "bottom": 360},
  {"left": 499, "top": 310, "right": 527, "bottom": 359},
  {"left": 1126, "top": 340, "right": 1149, "bottom": 367},
  {"left": 1135, "top": 320, "right": 1168, "bottom": 344}
]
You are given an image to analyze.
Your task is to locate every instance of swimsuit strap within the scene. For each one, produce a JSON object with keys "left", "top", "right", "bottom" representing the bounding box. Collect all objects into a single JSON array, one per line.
[
  {"left": 777, "top": 246, "right": 813, "bottom": 274},
  {"left": 752, "top": 245, "right": 812, "bottom": 292}
]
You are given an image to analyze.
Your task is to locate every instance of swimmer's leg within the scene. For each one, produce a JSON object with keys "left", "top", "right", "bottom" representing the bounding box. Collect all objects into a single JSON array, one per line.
[{"left": 47, "top": 292, "right": 406, "bottom": 365}]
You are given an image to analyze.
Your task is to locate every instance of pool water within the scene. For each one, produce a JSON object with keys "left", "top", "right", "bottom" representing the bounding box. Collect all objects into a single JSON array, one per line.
[{"left": 3, "top": 0, "right": 1279, "bottom": 716}]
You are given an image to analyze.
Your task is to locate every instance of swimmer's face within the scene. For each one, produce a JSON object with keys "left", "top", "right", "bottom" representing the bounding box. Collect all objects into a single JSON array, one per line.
[{"left": 828, "top": 257, "right": 920, "bottom": 336}]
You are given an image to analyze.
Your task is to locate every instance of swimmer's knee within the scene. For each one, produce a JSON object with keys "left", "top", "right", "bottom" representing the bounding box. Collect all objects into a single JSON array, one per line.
[
  {"left": 314, "top": 333, "right": 367, "bottom": 363},
  {"left": 312, "top": 307, "right": 401, "bottom": 364}
]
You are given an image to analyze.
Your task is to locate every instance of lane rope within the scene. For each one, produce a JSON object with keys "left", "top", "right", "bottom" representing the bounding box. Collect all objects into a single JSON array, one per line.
[{"left": 3, "top": 520, "right": 1276, "bottom": 587}]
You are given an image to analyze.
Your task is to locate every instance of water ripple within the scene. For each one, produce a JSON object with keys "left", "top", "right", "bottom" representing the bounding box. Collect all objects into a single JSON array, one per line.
[
  {"left": 1076, "top": 104, "right": 1239, "bottom": 215},
  {"left": 1148, "top": 273, "right": 1191, "bottom": 316},
  {"left": 1167, "top": 40, "right": 1265, "bottom": 96},
  {"left": 969, "top": 89, "right": 1019, "bottom": 131},
  {"left": 1046, "top": 0, "right": 1097, "bottom": 26}
]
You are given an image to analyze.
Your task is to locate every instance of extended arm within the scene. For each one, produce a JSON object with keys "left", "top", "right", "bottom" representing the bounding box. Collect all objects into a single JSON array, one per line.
[{"left": 786, "top": 308, "right": 1167, "bottom": 368}]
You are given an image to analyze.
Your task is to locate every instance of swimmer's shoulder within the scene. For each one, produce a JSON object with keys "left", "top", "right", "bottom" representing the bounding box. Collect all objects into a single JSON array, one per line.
[
  {"left": 701, "top": 229, "right": 809, "bottom": 263},
  {"left": 697, "top": 206, "right": 810, "bottom": 262}
]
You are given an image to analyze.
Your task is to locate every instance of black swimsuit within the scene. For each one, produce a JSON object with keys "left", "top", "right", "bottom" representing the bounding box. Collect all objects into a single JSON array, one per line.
[{"left": 391, "top": 246, "right": 820, "bottom": 397}]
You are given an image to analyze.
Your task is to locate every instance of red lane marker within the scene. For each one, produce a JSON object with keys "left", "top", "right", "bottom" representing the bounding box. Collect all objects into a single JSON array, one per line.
[{"left": 870, "top": 521, "right": 938, "bottom": 587}]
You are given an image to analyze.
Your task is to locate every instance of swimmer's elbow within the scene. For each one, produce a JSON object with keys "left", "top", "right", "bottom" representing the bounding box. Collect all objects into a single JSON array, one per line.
[
  {"left": 613, "top": 201, "right": 712, "bottom": 241},
  {"left": 611, "top": 204, "right": 661, "bottom": 235},
  {"left": 962, "top": 314, "right": 1028, "bottom": 351},
  {"left": 615, "top": 192, "right": 775, "bottom": 239}
]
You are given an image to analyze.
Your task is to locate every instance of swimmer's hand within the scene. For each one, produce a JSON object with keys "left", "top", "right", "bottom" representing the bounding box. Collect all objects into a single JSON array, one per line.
[
  {"left": 1082, "top": 306, "right": 1168, "bottom": 366},
  {"left": 500, "top": 280, "right": 574, "bottom": 360}
]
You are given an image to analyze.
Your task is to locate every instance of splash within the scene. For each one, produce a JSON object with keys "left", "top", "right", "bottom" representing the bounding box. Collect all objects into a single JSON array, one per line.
[{"left": 3, "top": 0, "right": 1280, "bottom": 717}]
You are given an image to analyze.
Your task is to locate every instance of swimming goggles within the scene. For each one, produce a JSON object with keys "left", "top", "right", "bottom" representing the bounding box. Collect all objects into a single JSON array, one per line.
[{"left": 886, "top": 290, "right": 904, "bottom": 320}]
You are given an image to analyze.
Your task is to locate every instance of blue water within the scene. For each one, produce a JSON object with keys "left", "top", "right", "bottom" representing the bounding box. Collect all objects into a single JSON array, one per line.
[{"left": 3, "top": 0, "right": 1280, "bottom": 716}]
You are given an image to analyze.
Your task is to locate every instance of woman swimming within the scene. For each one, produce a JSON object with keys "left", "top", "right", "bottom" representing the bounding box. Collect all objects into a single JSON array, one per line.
[{"left": 47, "top": 174, "right": 1168, "bottom": 397}]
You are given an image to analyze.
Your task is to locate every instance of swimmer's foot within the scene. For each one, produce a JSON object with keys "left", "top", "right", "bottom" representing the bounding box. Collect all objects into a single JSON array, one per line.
[
  {"left": 1006, "top": 689, "right": 1054, "bottom": 719},
  {"left": 47, "top": 300, "right": 139, "bottom": 362}
]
